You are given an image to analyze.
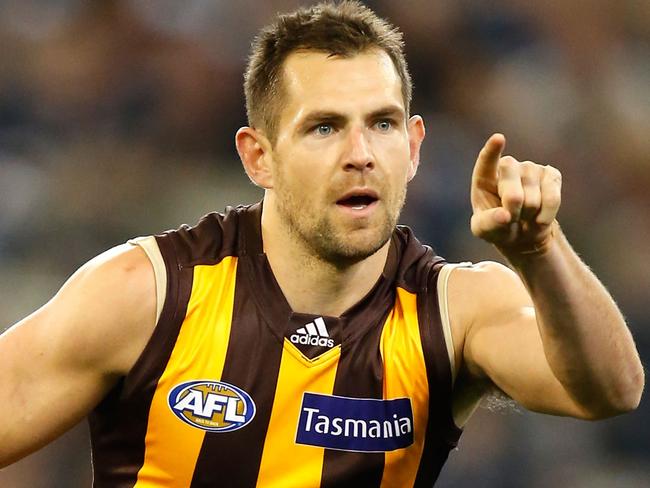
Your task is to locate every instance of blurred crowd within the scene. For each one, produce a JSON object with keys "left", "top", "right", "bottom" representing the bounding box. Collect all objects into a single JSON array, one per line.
[{"left": 0, "top": 1, "right": 648, "bottom": 486}]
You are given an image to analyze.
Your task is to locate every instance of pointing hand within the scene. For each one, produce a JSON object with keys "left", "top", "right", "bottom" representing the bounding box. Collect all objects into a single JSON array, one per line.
[{"left": 470, "top": 134, "right": 561, "bottom": 256}]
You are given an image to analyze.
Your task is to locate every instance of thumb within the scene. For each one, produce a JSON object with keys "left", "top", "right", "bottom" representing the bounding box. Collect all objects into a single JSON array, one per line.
[{"left": 470, "top": 207, "right": 511, "bottom": 238}]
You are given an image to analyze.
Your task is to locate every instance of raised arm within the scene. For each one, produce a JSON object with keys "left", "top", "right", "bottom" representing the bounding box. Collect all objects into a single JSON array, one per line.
[
  {"left": 450, "top": 135, "right": 644, "bottom": 420},
  {"left": 0, "top": 244, "right": 156, "bottom": 467}
]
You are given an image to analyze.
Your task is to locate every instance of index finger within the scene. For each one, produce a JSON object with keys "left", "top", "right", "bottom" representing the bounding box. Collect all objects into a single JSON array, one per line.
[{"left": 472, "top": 133, "right": 506, "bottom": 184}]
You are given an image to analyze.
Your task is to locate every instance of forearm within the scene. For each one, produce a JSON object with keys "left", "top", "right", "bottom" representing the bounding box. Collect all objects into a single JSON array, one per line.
[{"left": 503, "top": 224, "right": 644, "bottom": 417}]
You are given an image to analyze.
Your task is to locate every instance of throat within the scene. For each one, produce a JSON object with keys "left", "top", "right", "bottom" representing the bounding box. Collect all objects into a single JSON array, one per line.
[{"left": 265, "top": 240, "right": 390, "bottom": 317}]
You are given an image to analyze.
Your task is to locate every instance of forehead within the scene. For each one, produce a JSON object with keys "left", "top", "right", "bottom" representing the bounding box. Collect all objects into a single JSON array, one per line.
[{"left": 278, "top": 50, "right": 404, "bottom": 125}]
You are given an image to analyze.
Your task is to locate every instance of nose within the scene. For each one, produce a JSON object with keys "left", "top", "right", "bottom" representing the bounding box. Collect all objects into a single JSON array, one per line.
[{"left": 342, "top": 126, "right": 375, "bottom": 172}]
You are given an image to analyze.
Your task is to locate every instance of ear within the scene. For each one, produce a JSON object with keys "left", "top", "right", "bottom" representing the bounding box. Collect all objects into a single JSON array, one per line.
[
  {"left": 236, "top": 127, "right": 274, "bottom": 189},
  {"left": 406, "top": 115, "right": 425, "bottom": 181}
]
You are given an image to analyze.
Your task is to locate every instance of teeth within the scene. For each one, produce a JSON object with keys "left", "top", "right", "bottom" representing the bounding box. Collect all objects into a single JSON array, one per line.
[{"left": 351, "top": 205, "right": 367, "bottom": 210}]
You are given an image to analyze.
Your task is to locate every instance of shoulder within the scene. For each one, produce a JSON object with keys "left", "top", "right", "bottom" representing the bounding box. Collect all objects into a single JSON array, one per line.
[
  {"left": 443, "top": 261, "right": 532, "bottom": 374},
  {"left": 447, "top": 260, "right": 530, "bottom": 311},
  {"left": 69, "top": 243, "right": 155, "bottom": 307},
  {"left": 79, "top": 241, "right": 154, "bottom": 282}
]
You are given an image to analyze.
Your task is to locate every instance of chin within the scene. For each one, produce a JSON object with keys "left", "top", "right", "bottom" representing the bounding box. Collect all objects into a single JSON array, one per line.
[{"left": 315, "top": 229, "right": 391, "bottom": 267}]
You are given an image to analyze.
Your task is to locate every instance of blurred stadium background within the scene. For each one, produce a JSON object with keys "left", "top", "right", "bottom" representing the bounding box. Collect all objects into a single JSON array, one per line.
[{"left": 0, "top": 0, "right": 648, "bottom": 486}]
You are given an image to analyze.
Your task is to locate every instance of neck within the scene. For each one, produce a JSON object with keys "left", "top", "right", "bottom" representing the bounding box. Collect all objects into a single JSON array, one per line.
[{"left": 261, "top": 203, "right": 390, "bottom": 317}]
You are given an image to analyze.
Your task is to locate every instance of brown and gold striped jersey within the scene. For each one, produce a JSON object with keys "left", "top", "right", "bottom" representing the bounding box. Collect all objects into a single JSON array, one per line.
[{"left": 89, "top": 203, "right": 462, "bottom": 487}]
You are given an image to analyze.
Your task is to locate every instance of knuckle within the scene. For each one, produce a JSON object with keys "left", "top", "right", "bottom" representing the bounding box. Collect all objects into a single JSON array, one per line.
[
  {"left": 545, "top": 163, "right": 558, "bottom": 172},
  {"left": 499, "top": 155, "right": 518, "bottom": 166},
  {"left": 520, "top": 160, "right": 539, "bottom": 173},
  {"left": 521, "top": 161, "right": 544, "bottom": 180},
  {"left": 546, "top": 165, "right": 562, "bottom": 180}
]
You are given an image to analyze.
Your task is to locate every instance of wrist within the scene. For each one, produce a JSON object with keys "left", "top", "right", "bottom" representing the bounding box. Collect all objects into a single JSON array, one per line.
[{"left": 497, "top": 220, "right": 561, "bottom": 266}]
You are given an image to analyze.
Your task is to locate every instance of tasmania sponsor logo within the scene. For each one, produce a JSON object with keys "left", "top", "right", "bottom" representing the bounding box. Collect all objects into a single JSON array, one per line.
[
  {"left": 295, "top": 392, "right": 414, "bottom": 452},
  {"left": 168, "top": 380, "right": 255, "bottom": 432}
]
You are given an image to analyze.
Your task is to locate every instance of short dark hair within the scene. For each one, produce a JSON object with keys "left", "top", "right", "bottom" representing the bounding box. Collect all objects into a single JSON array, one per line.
[{"left": 244, "top": 1, "right": 412, "bottom": 143}]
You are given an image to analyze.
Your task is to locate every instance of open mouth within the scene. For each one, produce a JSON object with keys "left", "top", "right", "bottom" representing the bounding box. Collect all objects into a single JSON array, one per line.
[{"left": 336, "top": 190, "right": 379, "bottom": 210}]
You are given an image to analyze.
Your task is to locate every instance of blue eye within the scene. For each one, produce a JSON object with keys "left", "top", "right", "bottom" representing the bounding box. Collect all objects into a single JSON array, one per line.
[
  {"left": 376, "top": 120, "right": 392, "bottom": 131},
  {"left": 315, "top": 124, "right": 333, "bottom": 136}
]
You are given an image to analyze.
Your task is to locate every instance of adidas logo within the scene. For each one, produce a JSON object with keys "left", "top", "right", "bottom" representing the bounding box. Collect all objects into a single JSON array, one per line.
[{"left": 290, "top": 317, "right": 335, "bottom": 348}]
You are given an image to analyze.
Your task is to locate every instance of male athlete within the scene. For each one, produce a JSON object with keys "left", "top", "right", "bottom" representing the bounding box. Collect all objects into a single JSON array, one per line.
[{"left": 0, "top": 2, "right": 644, "bottom": 487}]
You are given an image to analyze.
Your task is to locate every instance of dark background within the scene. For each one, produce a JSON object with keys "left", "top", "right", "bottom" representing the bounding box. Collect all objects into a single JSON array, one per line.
[{"left": 0, "top": 1, "right": 648, "bottom": 486}]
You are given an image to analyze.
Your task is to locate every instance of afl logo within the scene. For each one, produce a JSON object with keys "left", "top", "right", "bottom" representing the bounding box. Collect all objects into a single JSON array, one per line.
[{"left": 168, "top": 380, "right": 256, "bottom": 432}]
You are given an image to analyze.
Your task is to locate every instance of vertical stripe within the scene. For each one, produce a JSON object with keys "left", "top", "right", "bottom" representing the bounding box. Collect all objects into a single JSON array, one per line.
[
  {"left": 188, "top": 256, "right": 286, "bottom": 487},
  {"left": 256, "top": 343, "right": 341, "bottom": 488},
  {"left": 379, "top": 288, "right": 429, "bottom": 488},
  {"left": 414, "top": 263, "right": 462, "bottom": 487},
  {"left": 134, "top": 258, "right": 238, "bottom": 487},
  {"left": 320, "top": 316, "right": 389, "bottom": 487}
]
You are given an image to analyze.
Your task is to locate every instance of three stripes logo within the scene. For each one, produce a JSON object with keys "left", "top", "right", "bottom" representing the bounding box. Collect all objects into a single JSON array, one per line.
[{"left": 290, "top": 317, "right": 335, "bottom": 348}]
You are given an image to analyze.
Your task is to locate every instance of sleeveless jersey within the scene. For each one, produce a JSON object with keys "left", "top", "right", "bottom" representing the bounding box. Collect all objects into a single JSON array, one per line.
[{"left": 88, "top": 203, "right": 462, "bottom": 487}]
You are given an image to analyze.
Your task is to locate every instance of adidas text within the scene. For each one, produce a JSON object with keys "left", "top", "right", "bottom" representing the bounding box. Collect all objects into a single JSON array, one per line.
[{"left": 290, "top": 334, "right": 334, "bottom": 348}]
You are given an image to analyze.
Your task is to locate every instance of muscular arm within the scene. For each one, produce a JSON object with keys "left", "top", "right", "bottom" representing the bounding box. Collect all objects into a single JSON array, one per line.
[
  {"left": 453, "top": 134, "right": 644, "bottom": 420},
  {"left": 0, "top": 245, "right": 156, "bottom": 467},
  {"left": 507, "top": 228, "right": 642, "bottom": 416},
  {"left": 452, "top": 250, "right": 643, "bottom": 419}
]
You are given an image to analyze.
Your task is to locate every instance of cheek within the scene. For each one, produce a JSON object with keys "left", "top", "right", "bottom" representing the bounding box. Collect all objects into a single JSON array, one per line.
[
  {"left": 379, "top": 143, "right": 412, "bottom": 182},
  {"left": 373, "top": 131, "right": 409, "bottom": 160},
  {"left": 274, "top": 156, "right": 325, "bottom": 200},
  {"left": 280, "top": 144, "right": 336, "bottom": 179}
]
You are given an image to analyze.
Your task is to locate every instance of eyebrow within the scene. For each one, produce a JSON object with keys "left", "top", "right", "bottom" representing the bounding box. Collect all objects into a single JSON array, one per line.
[
  {"left": 297, "top": 111, "right": 347, "bottom": 131},
  {"left": 297, "top": 104, "right": 406, "bottom": 131},
  {"left": 366, "top": 105, "right": 405, "bottom": 122}
]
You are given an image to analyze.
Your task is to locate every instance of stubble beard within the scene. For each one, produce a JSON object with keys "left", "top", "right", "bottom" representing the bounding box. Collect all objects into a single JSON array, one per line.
[{"left": 274, "top": 177, "right": 407, "bottom": 268}]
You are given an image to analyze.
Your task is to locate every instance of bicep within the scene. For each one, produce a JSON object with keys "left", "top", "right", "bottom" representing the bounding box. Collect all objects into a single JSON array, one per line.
[
  {"left": 0, "top": 308, "right": 114, "bottom": 466},
  {"left": 0, "top": 245, "right": 156, "bottom": 467},
  {"left": 452, "top": 262, "right": 592, "bottom": 418}
]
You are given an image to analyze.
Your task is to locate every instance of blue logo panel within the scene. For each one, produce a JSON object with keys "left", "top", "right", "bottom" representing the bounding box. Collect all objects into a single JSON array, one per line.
[
  {"left": 296, "top": 392, "right": 414, "bottom": 452},
  {"left": 168, "top": 380, "right": 256, "bottom": 432}
]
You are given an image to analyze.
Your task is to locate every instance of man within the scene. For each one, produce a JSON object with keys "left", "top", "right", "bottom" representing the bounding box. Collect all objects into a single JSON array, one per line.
[{"left": 0, "top": 2, "right": 643, "bottom": 487}]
